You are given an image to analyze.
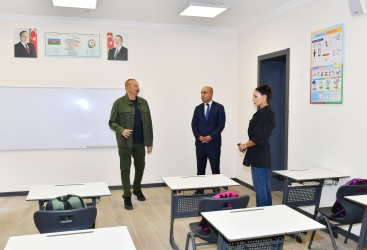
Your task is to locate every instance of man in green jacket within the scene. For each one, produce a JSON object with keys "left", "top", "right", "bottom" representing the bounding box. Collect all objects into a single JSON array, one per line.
[{"left": 109, "top": 79, "right": 153, "bottom": 210}]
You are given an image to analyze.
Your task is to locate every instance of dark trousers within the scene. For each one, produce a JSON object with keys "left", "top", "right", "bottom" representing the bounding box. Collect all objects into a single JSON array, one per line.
[
  {"left": 118, "top": 144, "right": 145, "bottom": 199},
  {"left": 196, "top": 145, "right": 221, "bottom": 175}
]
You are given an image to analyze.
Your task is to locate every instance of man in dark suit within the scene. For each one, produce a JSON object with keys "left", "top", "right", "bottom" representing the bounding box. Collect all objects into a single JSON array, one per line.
[
  {"left": 14, "top": 31, "right": 36, "bottom": 58},
  {"left": 191, "top": 86, "right": 226, "bottom": 175},
  {"left": 108, "top": 35, "right": 128, "bottom": 61}
]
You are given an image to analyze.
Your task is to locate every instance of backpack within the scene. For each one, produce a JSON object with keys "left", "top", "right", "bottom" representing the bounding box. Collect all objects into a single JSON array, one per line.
[
  {"left": 44, "top": 194, "right": 86, "bottom": 211},
  {"left": 199, "top": 191, "right": 239, "bottom": 232},
  {"left": 331, "top": 178, "right": 367, "bottom": 218}
]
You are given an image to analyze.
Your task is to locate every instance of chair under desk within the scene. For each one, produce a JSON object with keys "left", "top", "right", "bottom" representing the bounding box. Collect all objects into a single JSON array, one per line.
[
  {"left": 344, "top": 194, "right": 367, "bottom": 250},
  {"left": 201, "top": 205, "right": 325, "bottom": 250},
  {"left": 273, "top": 168, "right": 349, "bottom": 214},
  {"left": 161, "top": 174, "right": 239, "bottom": 250},
  {"left": 26, "top": 182, "right": 111, "bottom": 209},
  {"left": 4, "top": 226, "right": 136, "bottom": 250}
]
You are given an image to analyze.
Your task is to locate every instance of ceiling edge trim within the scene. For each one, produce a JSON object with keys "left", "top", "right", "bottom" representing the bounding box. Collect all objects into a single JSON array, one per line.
[{"left": 0, "top": 13, "right": 237, "bottom": 34}]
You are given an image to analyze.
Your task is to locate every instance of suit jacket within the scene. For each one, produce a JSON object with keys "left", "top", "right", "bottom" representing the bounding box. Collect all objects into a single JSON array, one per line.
[
  {"left": 14, "top": 42, "right": 36, "bottom": 58},
  {"left": 191, "top": 101, "right": 226, "bottom": 147},
  {"left": 108, "top": 46, "right": 128, "bottom": 61}
]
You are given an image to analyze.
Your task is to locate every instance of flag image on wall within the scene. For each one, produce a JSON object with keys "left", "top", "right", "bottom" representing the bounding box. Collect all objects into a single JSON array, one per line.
[
  {"left": 107, "top": 32, "right": 128, "bottom": 61},
  {"left": 14, "top": 28, "right": 37, "bottom": 58},
  {"left": 310, "top": 23, "right": 344, "bottom": 104},
  {"left": 48, "top": 38, "right": 61, "bottom": 45},
  {"left": 30, "top": 28, "right": 38, "bottom": 57}
]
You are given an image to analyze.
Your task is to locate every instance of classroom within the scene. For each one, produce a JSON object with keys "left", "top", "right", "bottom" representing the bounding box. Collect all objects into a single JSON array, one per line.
[{"left": 1, "top": 0, "right": 367, "bottom": 249}]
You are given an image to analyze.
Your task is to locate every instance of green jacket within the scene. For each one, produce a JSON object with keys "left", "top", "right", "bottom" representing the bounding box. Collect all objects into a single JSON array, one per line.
[{"left": 109, "top": 94, "right": 153, "bottom": 147}]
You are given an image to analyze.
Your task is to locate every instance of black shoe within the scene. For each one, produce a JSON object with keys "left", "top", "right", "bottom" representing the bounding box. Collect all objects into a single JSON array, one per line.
[
  {"left": 124, "top": 197, "right": 133, "bottom": 210},
  {"left": 132, "top": 190, "right": 146, "bottom": 201}
]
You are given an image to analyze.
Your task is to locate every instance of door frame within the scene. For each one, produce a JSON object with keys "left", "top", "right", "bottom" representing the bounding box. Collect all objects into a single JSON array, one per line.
[{"left": 257, "top": 48, "right": 290, "bottom": 182}]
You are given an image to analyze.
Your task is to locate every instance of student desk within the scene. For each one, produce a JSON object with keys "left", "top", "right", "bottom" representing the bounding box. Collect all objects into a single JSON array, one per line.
[
  {"left": 26, "top": 182, "right": 111, "bottom": 209},
  {"left": 4, "top": 226, "right": 135, "bottom": 250},
  {"left": 161, "top": 174, "right": 239, "bottom": 250},
  {"left": 273, "top": 168, "right": 349, "bottom": 213},
  {"left": 201, "top": 205, "right": 325, "bottom": 250},
  {"left": 345, "top": 195, "right": 367, "bottom": 250}
]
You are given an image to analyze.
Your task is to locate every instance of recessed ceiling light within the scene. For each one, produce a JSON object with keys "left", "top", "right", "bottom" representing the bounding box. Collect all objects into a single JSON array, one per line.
[
  {"left": 52, "top": 0, "right": 97, "bottom": 9},
  {"left": 179, "top": 2, "right": 230, "bottom": 18}
]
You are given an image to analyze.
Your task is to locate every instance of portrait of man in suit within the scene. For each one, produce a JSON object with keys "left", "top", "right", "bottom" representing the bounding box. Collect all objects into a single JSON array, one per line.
[
  {"left": 14, "top": 31, "right": 36, "bottom": 58},
  {"left": 108, "top": 35, "right": 128, "bottom": 61},
  {"left": 191, "top": 86, "right": 226, "bottom": 176}
]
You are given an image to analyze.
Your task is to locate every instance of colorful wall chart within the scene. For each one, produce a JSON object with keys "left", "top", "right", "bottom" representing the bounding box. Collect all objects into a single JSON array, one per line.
[
  {"left": 310, "top": 23, "right": 344, "bottom": 104},
  {"left": 45, "top": 32, "right": 101, "bottom": 58}
]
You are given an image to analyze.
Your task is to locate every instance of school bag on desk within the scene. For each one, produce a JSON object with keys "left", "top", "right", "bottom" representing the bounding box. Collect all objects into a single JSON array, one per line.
[{"left": 331, "top": 178, "right": 367, "bottom": 218}]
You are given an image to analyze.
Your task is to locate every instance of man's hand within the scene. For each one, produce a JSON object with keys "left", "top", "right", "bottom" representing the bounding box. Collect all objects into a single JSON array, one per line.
[
  {"left": 202, "top": 135, "right": 212, "bottom": 143},
  {"left": 147, "top": 146, "right": 153, "bottom": 153},
  {"left": 198, "top": 136, "right": 205, "bottom": 142},
  {"left": 122, "top": 129, "right": 133, "bottom": 138}
]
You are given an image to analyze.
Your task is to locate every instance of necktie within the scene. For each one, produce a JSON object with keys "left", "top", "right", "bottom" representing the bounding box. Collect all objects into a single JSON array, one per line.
[
  {"left": 205, "top": 104, "right": 210, "bottom": 121},
  {"left": 114, "top": 49, "right": 119, "bottom": 59},
  {"left": 25, "top": 44, "right": 30, "bottom": 55}
]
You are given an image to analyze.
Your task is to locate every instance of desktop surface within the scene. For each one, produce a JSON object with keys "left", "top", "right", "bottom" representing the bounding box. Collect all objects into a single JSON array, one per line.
[
  {"left": 161, "top": 174, "right": 239, "bottom": 191},
  {"left": 5, "top": 226, "right": 136, "bottom": 250},
  {"left": 273, "top": 168, "right": 349, "bottom": 181},
  {"left": 26, "top": 182, "right": 111, "bottom": 201},
  {"left": 201, "top": 205, "right": 325, "bottom": 242},
  {"left": 345, "top": 194, "right": 367, "bottom": 206}
]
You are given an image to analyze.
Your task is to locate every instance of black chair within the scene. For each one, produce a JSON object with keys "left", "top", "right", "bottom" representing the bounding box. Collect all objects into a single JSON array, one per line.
[
  {"left": 308, "top": 185, "right": 367, "bottom": 250},
  {"left": 185, "top": 195, "right": 250, "bottom": 250},
  {"left": 34, "top": 206, "right": 97, "bottom": 233}
]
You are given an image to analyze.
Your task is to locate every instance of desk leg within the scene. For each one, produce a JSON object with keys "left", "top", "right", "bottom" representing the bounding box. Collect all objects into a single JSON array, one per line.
[
  {"left": 282, "top": 178, "right": 290, "bottom": 205},
  {"left": 170, "top": 191, "right": 179, "bottom": 250},
  {"left": 216, "top": 234, "right": 226, "bottom": 250},
  {"left": 38, "top": 200, "right": 45, "bottom": 210},
  {"left": 357, "top": 211, "right": 367, "bottom": 250},
  {"left": 313, "top": 179, "right": 325, "bottom": 219}
]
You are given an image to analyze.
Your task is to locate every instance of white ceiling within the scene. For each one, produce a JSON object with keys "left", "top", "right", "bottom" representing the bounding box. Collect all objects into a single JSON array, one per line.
[{"left": 0, "top": 0, "right": 312, "bottom": 30}]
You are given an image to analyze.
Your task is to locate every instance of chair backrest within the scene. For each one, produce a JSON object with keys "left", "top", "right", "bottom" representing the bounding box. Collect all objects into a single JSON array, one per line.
[
  {"left": 198, "top": 195, "right": 250, "bottom": 213},
  {"left": 34, "top": 206, "right": 97, "bottom": 234},
  {"left": 197, "top": 195, "right": 250, "bottom": 243},
  {"left": 334, "top": 184, "right": 367, "bottom": 224}
]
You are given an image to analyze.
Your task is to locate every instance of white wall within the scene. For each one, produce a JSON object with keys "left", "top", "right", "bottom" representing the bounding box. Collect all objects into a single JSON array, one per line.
[
  {"left": 236, "top": 0, "right": 367, "bottom": 235},
  {"left": 0, "top": 17, "right": 237, "bottom": 192}
]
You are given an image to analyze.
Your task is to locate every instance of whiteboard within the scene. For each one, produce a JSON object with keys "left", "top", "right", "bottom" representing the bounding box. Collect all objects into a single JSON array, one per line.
[{"left": 0, "top": 87, "right": 126, "bottom": 150}]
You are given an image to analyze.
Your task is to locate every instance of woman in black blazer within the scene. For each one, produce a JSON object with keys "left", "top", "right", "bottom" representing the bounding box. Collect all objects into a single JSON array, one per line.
[{"left": 238, "top": 84, "right": 276, "bottom": 207}]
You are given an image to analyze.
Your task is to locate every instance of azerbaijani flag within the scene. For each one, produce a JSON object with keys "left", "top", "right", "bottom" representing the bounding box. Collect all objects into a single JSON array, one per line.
[
  {"left": 48, "top": 38, "right": 61, "bottom": 45},
  {"left": 30, "top": 28, "right": 38, "bottom": 57}
]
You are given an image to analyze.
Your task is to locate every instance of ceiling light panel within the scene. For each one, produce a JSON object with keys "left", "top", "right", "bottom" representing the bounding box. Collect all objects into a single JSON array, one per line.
[
  {"left": 52, "top": 0, "right": 97, "bottom": 9},
  {"left": 180, "top": 2, "right": 230, "bottom": 18}
]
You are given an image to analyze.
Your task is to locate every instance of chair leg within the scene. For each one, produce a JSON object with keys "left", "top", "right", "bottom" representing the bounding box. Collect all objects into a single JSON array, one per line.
[
  {"left": 185, "top": 232, "right": 197, "bottom": 250},
  {"left": 344, "top": 224, "right": 353, "bottom": 244},
  {"left": 321, "top": 215, "right": 338, "bottom": 250}
]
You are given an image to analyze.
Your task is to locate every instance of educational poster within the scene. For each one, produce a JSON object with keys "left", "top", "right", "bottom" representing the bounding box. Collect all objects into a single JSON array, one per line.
[
  {"left": 107, "top": 32, "right": 128, "bottom": 61},
  {"left": 14, "top": 28, "right": 38, "bottom": 58},
  {"left": 310, "top": 23, "right": 344, "bottom": 104},
  {"left": 44, "top": 32, "right": 101, "bottom": 58}
]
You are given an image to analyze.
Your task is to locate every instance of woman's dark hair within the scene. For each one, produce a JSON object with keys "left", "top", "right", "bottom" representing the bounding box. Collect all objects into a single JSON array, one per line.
[{"left": 255, "top": 84, "right": 273, "bottom": 104}]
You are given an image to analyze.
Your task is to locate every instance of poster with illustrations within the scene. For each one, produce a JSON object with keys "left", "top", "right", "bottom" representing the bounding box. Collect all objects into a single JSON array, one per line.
[
  {"left": 44, "top": 32, "right": 101, "bottom": 58},
  {"left": 310, "top": 23, "right": 344, "bottom": 104}
]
